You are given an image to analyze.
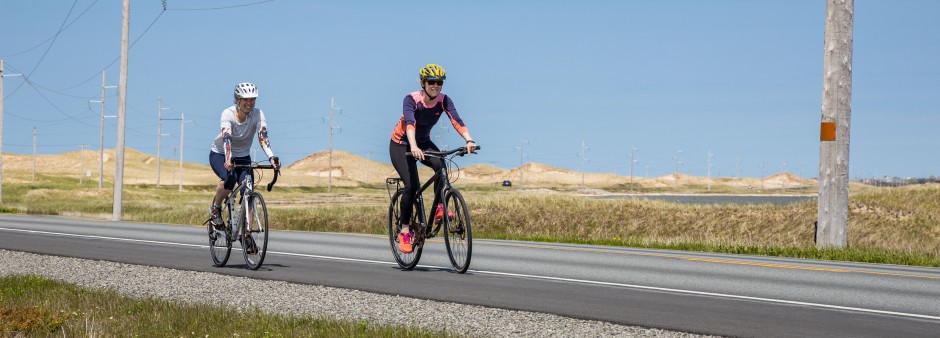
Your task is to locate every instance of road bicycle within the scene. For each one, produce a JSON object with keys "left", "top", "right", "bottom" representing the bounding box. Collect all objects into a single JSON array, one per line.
[
  {"left": 208, "top": 161, "right": 279, "bottom": 270},
  {"left": 386, "top": 146, "right": 479, "bottom": 273}
]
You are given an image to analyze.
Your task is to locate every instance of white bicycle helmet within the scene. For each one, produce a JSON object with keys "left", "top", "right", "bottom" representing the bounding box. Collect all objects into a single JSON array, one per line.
[{"left": 234, "top": 82, "right": 259, "bottom": 99}]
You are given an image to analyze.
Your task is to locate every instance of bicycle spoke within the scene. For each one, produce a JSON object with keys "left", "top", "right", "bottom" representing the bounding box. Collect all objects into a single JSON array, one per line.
[
  {"left": 388, "top": 189, "right": 422, "bottom": 270},
  {"left": 444, "top": 189, "right": 472, "bottom": 273},
  {"left": 242, "top": 192, "right": 268, "bottom": 270},
  {"left": 209, "top": 205, "right": 233, "bottom": 267}
]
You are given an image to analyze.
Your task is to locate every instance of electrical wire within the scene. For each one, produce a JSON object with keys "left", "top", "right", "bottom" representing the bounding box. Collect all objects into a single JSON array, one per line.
[
  {"left": 6, "top": 0, "right": 79, "bottom": 98},
  {"left": 1, "top": 0, "right": 100, "bottom": 58},
  {"left": 7, "top": 72, "right": 99, "bottom": 128},
  {"left": 60, "top": 9, "right": 167, "bottom": 91},
  {"left": 165, "top": 0, "right": 277, "bottom": 11}
]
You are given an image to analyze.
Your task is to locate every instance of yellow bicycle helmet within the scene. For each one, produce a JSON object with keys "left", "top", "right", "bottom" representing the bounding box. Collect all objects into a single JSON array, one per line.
[{"left": 419, "top": 64, "right": 447, "bottom": 81}]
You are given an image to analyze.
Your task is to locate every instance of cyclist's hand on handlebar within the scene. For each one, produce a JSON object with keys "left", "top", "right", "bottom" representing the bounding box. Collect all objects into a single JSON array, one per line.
[
  {"left": 270, "top": 156, "right": 281, "bottom": 170},
  {"left": 410, "top": 145, "right": 425, "bottom": 161},
  {"left": 466, "top": 140, "right": 478, "bottom": 154}
]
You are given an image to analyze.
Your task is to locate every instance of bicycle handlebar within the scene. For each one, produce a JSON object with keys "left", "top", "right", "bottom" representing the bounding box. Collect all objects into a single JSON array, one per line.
[
  {"left": 406, "top": 145, "right": 481, "bottom": 158},
  {"left": 232, "top": 163, "right": 280, "bottom": 191}
]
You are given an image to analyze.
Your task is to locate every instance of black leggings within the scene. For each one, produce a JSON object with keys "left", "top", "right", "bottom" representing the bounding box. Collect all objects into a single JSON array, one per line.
[{"left": 389, "top": 139, "right": 444, "bottom": 226}]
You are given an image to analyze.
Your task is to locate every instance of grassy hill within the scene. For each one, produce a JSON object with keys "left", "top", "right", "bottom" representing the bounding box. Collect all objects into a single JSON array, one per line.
[{"left": 2, "top": 148, "right": 817, "bottom": 192}]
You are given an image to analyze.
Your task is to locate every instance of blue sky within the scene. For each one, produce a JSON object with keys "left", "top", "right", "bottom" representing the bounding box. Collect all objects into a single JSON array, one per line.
[{"left": 1, "top": 1, "right": 938, "bottom": 180}]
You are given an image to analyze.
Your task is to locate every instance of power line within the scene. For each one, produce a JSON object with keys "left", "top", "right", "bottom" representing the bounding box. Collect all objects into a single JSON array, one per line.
[
  {"left": 60, "top": 9, "right": 167, "bottom": 91},
  {"left": 9, "top": 0, "right": 79, "bottom": 98},
  {"left": 3, "top": 62, "right": 112, "bottom": 101},
  {"left": 7, "top": 68, "right": 99, "bottom": 127},
  {"left": 165, "top": 0, "right": 277, "bottom": 11},
  {"left": 0, "top": 0, "right": 100, "bottom": 58}
]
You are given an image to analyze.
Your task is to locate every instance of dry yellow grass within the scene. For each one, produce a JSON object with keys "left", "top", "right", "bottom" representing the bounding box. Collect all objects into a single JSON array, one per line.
[{"left": 2, "top": 149, "right": 938, "bottom": 265}]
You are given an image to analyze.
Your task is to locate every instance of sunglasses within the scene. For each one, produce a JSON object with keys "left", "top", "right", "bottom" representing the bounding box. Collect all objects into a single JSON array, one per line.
[{"left": 425, "top": 80, "right": 444, "bottom": 86}]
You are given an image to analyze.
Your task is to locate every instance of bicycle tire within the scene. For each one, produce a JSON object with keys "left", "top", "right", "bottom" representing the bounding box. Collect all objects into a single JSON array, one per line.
[
  {"left": 388, "top": 189, "right": 422, "bottom": 270},
  {"left": 209, "top": 204, "right": 232, "bottom": 267},
  {"left": 242, "top": 192, "right": 269, "bottom": 270},
  {"left": 443, "top": 189, "right": 472, "bottom": 273}
]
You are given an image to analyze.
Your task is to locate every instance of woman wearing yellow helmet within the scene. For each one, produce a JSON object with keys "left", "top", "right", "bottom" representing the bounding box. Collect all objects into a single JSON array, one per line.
[{"left": 389, "top": 64, "right": 477, "bottom": 253}]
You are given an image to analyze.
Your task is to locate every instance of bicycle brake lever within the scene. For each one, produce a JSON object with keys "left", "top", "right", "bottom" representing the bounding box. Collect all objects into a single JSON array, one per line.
[{"left": 266, "top": 169, "right": 280, "bottom": 192}]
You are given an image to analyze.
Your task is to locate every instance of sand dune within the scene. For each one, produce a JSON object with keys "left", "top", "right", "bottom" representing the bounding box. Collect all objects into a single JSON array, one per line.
[{"left": 2, "top": 148, "right": 815, "bottom": 190}]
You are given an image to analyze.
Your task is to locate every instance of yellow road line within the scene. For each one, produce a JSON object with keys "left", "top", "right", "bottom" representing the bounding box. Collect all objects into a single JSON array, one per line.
[
  {"left": 474, "top": 240, "right": 940, "bottom": 280},
  {"left": 332, "top": 232, "right": 940, "bottom": 280},
  {"left": 681, "top": 257, "right": 940, "bottom": 280}
]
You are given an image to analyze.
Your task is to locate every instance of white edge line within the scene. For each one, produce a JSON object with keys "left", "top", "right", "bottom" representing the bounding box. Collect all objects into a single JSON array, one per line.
[{"left": 3, "top": 226, "right": 940, "bottom": 322}]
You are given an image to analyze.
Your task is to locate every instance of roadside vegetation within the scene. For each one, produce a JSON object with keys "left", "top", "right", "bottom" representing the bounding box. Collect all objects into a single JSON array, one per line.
[
  {"left": 2, "top": 175, "right": 939, "bottom": 267},
  {"left": 0, "top": 275, "right": 454, "bottom": 337}
]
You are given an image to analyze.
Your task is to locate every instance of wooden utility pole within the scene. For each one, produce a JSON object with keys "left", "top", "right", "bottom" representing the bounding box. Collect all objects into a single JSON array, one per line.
[
  {"left": 518, "top": 134, "right": 527, "bottom": 190},
  {"left": 328, "top": 97, "right": 337, "bottom": 193},
  {"left": 0, "top": 60, "right": 4, "bottom": 202},
  {"left": 580, "top": 140, "right": 589, "bottom": 191},
  {"left": 79, "top": 144, "right": 86, "bottom": 185},
  {"left": 157, "top": 97, "right": 165, "bottom": 186},
  {"left": 673, "top": 149, "right": 682, "bottom": 191},
  {"left": 629, "top": 146, "right": 637, "bottom": 192},
  {"left": 365, "top": 151, "right": 372, "bottom": 184},
  {"left": 113, "top": 0, "right": 130, "bottom": 221},
  {"left": 760, "top": 161, "right": 766, "bottom": 190},
  {"left": 707, "top": 150, "right": 713, "bottom": 191},
  {"left": 1, "top": 60, "right": 23, "bottom": 202},
  {"left": 179, "top": 112, "right": 185, "bottom": 192},
  {"left": 98, "top": 71, "right": 106, "bottom": 188},
  {"left": 32, "top": 127, "right": 36, "bottom": 182},
  {"left": 0, "top": 61, "right": 5, "bottom": 201},
  {"left": 817, "top": 0, "right": 853, "bottom": 248},
  {"left": 0, "top": 60, "right": 3, "bottom": 201}
]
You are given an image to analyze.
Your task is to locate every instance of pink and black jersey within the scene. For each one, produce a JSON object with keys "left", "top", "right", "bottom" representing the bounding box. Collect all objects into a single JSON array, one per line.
[{"left": 390, "top": 91, "right": 468, "bottom": 145}]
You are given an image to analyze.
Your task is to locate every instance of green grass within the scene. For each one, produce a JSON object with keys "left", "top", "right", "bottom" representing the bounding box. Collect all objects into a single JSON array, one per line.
[
  {"left": 3, "top": 176, "right": 939, "bottom": 267},
  {"left": 0, "top": 275, "right": 459, "bottom": 337}
]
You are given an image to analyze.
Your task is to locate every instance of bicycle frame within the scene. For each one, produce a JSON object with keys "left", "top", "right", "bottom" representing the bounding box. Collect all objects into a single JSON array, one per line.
[
  {"left": 226, "top": 163, "right": 278, "bottom": 239},
  {"left": 386, "top": 146, "right": 479, "bottom": 273},
  {"left": 386, "top": 147, "right": 477, "bottom": 238},
  {"left": 209, "top": 161, "right": 279, "bottom": 270},
  {"left": 225, "top": 174, "right": 252, "bottom": 240}
]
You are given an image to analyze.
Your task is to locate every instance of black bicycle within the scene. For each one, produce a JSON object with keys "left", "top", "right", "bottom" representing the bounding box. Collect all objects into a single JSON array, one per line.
[
  {"left": 386, "top": 146, "right": 479, "bottom": 273},
  {"left": 208, "top": 161, "right": 279, "bottom": 270}
]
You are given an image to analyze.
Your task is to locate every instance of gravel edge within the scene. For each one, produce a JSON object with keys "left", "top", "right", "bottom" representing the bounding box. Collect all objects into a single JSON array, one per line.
[{"left": 0, "top": 249, "right": 714, "bottom": 337}]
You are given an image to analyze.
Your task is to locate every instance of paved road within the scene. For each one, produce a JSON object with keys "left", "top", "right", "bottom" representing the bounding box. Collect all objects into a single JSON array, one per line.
[{"left": 1, "top": 214, "right": 938, "bottom": 337}]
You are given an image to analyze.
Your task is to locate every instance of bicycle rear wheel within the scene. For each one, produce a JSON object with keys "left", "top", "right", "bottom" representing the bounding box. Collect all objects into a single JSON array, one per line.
[
  {"left": 242, "top": 192, "right": 269, "bottom": 270},
  {"left": 209, "top": 205, "right": 232, "bottom": 267},
  {"left": 443, "top": 189, "right": 472, "bottom": 273},
  {"left": 388, "top": 189, "right": 422, "bottom": 270}
]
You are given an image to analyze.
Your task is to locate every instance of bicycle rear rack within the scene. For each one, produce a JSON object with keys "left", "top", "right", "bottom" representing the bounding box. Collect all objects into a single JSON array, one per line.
[{"left": 386, "top": 178, "right": 402, "bottom": 200}]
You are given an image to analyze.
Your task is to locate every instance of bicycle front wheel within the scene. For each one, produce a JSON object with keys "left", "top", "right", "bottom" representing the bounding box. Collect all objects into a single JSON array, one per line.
[
  {"left": 242, "top": 192, "right": 269, "bottom": 270},
  {"left": 443, "top": 189, "right": 472, "bottom": 273},
  {"left": 209, "top": 205, "right": 232, "bottom": 267},
  {"left": 388, "top": 189, "right": 422, "bottom": 270}
]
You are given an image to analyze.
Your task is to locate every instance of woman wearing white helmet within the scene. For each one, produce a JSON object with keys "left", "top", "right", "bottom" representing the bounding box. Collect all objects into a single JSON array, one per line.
[{"left": 207, "top": 82, "right": 280, "bottom": 227}]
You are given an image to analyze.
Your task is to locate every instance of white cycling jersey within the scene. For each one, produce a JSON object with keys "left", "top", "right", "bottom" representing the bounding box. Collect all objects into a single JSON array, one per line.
[{"left": 210, "top": 105, "right": 274, "bottom": 159}]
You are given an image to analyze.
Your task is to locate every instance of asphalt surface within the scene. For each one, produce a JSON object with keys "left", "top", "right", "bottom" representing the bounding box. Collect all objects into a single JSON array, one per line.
[{"left": 1, "top": 214, "right": 938, "bottom": 337}]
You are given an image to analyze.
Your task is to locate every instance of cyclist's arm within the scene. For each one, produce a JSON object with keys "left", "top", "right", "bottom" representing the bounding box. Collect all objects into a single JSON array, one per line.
[
  {"left": 442, "top": 95, "right": 469, "bottom": 136},
  {"left": 443, "top": 96, "right": 475, "bottom": 152},
  {"left": 221, "top": 118, "right": 233, "bottom": 170},
  {"left": 406, "top": 128, "right": 425, "bottom": 161},
  {"left": 402, "top": 94, "right": 425, "bottom": 160},
  {"left": 256, "top": 111, "right": 278, "bottom": 168}
]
